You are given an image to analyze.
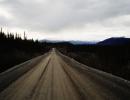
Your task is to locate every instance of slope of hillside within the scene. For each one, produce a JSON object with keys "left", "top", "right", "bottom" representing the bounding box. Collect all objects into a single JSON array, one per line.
[{"left": 97, "top": 37, "right": 130, "bottom": 45}]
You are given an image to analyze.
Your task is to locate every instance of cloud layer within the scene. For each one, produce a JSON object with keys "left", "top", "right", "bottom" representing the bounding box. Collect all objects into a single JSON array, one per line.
[{"left": 0, "top": 0, "right": 130, "bottom": 40}]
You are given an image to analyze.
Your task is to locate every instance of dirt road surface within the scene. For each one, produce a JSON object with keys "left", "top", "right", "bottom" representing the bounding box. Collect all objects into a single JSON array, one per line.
[{"left": 0, "top": 48, "right": 130, "bottom": 100}]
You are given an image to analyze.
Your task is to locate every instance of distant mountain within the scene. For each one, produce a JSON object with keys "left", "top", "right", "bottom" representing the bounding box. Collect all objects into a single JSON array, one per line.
[
  {"left": 97, "top": 37, "right": 130, "bottom": 45},
  {"left": 40, "top": 37, "right": 130, "bottom": 46},
  {"left": 40, "top": 39, "right": 63, "bottom": 43},
  {"left": 40, "top": 40, "right": 97, "bottom": 45},
  {"left": 68, "top": 40, "right": 97, "bottom": 45}
]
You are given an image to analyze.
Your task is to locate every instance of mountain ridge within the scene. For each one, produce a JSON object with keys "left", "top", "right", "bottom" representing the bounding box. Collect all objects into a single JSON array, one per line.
[
  {"left": 97, "top": 37, "right": 130, "bottom": 45},
  {"left": 40, "top": 37, "right": 130, "bottom": 45}
]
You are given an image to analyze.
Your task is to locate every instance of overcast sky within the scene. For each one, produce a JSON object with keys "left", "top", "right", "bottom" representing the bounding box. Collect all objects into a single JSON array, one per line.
[{"left": 0, "top": 0, "right": 130, "bottom": 41}]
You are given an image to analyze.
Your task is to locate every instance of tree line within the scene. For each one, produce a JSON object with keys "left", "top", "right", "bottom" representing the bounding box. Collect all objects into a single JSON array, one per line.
[{"left": 0, "top": 28, "right": 49, "bottom": 72}]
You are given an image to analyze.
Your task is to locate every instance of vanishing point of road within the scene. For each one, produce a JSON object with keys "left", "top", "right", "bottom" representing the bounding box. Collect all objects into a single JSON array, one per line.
[{"left": 0, "top": 48, "right": 130, "bottom": 100}]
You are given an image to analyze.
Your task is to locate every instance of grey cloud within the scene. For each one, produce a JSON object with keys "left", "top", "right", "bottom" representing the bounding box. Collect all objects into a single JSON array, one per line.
[{"left": 0, "top": 0, "right": 130, "bottom": 32}]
